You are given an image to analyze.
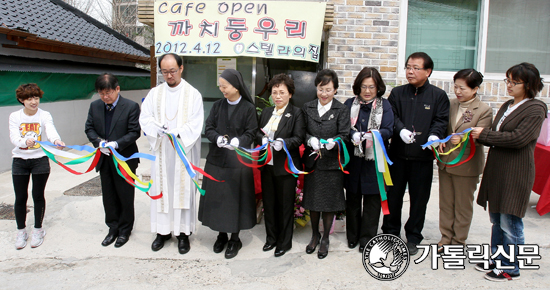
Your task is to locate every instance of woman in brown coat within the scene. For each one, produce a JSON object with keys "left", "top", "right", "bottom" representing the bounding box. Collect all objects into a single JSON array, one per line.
[
  {"left": 437, "top": 69, "right": 492, "bottom": 250},
  {"left": 471, "top": 63, "right": 547, "bottom": 282}
]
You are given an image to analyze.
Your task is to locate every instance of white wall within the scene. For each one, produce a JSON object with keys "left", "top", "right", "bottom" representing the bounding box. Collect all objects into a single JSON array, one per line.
[{"left": 0, "top": 89, "right": 149, "bottom": 173}]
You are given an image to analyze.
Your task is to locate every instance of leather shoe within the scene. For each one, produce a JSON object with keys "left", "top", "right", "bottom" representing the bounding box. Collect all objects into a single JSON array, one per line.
[
  {"left": 348, "top": 241, "right": 357, "bottom": 249},
  {"left": 213, "top": 235, "right": 228, "bottom": 253},
  {"left": 407, "top": 241, "right": 419, "bottom": 256},
  {"left": 305, "top": 233, "right": 321, "bottom": 254},
  {"left": 262, "top": 243, "right": 276, "bottom": 252},
  {"left": 274, "top": 248, "right": 289, "bottom": 257},
  {"left": 359, "top": 244, "right": 365, "bottom": 253},
  {"left": 224, "top": 240, "right": 242, "bottom": 259},
  {"left": 317, "top": 239, "right": 329, "bottom": 259},
  {"left": 177, "top": 234, "right": 190, "bottom": 255},
  {"left": 114, "top": 235, "right": 130, "bottom": 248},
  {"left": 151, "top": 234, "right": 171, "bottom": 251},
  {"left": 101, "top": 234, "right": 117, "bottom": 247}
]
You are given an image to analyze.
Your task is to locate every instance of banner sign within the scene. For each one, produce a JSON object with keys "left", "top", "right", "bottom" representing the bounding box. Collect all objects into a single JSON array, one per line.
[{"left": 154, "top": 1, "right": 327, "bottom": 63}]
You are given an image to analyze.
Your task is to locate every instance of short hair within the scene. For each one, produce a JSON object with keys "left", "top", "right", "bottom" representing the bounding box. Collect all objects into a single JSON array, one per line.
[
  {"left": 453, "top": 69, "right": 484, "bottom": 90},
  {"left": 406, "top": 52, "right": 434, "bottom": 76},
  {"left": 506, "top": 62, "right": 544, "bottom": 99},
  {"left": 158, "top": 53, "right": 183, "bottom": 69},
  {"left": 95, "top": 73, "right": 119, "bottom": 91},
  {"left": 314, "top": 69, "right": 339, "bottom": 93},
  {"left": 16, "top": 83, "right": 44, "bottom": 105},
  {"left": 352, "top": 67, "right": 386, "bottom": 97},
  {"left": 268, "top": 73, "right": 295, "bottom": 96}
]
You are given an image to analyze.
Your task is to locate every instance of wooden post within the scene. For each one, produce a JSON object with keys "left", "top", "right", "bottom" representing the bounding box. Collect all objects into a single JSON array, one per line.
[{"left": 150, "top": 45, "right": 156, "bottom": 88}]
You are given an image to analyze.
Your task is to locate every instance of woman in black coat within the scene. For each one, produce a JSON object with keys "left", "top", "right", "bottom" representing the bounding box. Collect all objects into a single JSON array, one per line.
[
  {"left": 302, "top": 69, "right": 351, "bottom": 259},
  {"left": 344, "top": 67, "right": 394, "bottom": 253},
  {"left": 199, "top": 69, "right": 258, "bottom": 259},
  {"left": 256, "top": 73, "right": 305, "bottom": 257}
]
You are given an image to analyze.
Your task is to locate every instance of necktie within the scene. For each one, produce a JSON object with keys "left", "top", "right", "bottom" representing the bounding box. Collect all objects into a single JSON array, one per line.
[{"left": 106, "top": 104, "right": 113, "bottom": 111}]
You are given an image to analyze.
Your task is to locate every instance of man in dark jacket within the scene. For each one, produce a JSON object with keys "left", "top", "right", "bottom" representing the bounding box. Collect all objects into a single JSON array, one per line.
[
  {"left": 85, "top": 73, "right": 141, "bottom": 248},
  {"left": 381, "top": 52, "right": 450, "bottom": 255}
]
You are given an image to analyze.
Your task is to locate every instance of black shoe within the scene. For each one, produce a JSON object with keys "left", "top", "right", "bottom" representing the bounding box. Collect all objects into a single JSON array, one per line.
[
  {"left": 151, "top": 234, "right": 171, "bottom": 251},
  {"left": 101, "top": 234, "right": 117, "bottom": 247},
  {"left": 485, "top": 269, "right": 520, "bottom": 281},
  {"left": 213, "top": 235, "right": 229, "bottom": 253},
  {"left": 475, "top": 261, "right": 496, "bottom": 272},
  {"left": 348, "top": 241, "right": 358, "bottom": 249},
  {"left": 263, "top": 243, "right": 276, "bottom": 252},
  {"left": 305, "top": 233, "right": 321, "bottom": 254},
  {"left": 359, "top": 244, "right": 365, "bottom": 253},
  {"left": 274, "top": 247, "right": 289, "bottom": 257},
  {"left": 114, "top": 235, "right": 130, "bottom": 248},
  {"left": 177, "top": 234, "right": 190, "bottom": 255},
  {"left": 317, "top": 239, "right": 329, "bottom": 259},
  {"left": 225, "top": 240, "right": 242, "bottom": 259},
  {"left": 407, "top": 241, "right": 419, "bottom": 255}
]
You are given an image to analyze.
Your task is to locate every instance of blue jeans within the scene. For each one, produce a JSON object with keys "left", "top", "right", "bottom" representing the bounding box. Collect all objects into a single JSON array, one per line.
[{"left": 489, "top": 212, "right": 524, "bottom": 274}]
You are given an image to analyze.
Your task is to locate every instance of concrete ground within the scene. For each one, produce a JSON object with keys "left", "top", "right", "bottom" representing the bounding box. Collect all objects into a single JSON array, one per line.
[{"left": 0, "top": 135, "right": 549, "bottom": 289}]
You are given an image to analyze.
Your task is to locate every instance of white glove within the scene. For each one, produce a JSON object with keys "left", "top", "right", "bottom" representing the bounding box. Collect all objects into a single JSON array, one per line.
[
  {"left": 223, "top": 137, "right": 239, "bottom": 150},
  {"left": 262, "top": 136, "right": 268, "bottom": 146},
  {"left": 273, "top": 138, "right": 284, "bottom": 151},
  {"left": 100, "top": 148, "right": 111, "bottom": 156},
  {"left": 216, "top": 136, "right": 227, "bottom": 148},
  {"left": 105, "top": 141, "right": 118, "bottom": 149},
  {"left": 309, "top": 137, "right": 320, "bottom": 151},
  {"left": 427, "top": 135, "right": 440, "bottom": 150},
  {"left": 362, "top": 132, "right": 373, "bottom": 141},
  {"left": 352, "top": 132, "right": 361, "bottom": 145},
  {"left": 154, "top": 123, "right": 167, "bottom": 136},
  {"left": 325, "top": 138, "right": 336, "bottom": 150},
  {"left": 400, "top": 129, "right": 414, "bottom": 144}
]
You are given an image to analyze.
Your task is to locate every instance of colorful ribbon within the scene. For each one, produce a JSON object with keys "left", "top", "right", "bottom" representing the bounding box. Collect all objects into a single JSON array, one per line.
[
  {"left": 37, "top": 141, "right": 157, "bottom": 198},
  {"left": 319, "top": 137, "right": 350, "bottom": 174},
  {"left": 164, "top": 133, "right": 224, "bottom": 196},
  {"left": 421, "top": 128, "right": 476, "bottom": 168},
  {"left": 370, "top": 130, "right": 392, "bottom": 215}
]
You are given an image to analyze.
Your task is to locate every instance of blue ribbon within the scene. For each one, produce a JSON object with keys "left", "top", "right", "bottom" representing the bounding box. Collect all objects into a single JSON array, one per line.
[
  {"left": 421, "top": 128, "right": 473, "bottom": 149},
  {"left": 371, "top": 130, "right": 392, "bottom": 166},
  {"left": 167, "top": 133, "right": 196, "bottom": 179},
  {"left": 36, "top": 141, "right": 156, "bottom": 161}
]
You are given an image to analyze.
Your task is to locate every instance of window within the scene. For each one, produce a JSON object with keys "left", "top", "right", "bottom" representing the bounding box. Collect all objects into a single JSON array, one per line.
[{"left": 401, "top": 0, "right": 550, "bottom": 76}]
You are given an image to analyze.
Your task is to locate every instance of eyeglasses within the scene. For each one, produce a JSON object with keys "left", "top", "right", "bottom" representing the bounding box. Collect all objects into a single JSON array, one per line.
[
  {"left": 360, "top": 85, "right": 376, "bottom": 91},
  {"left": 98, "top": 90, "right": 115, "bottom": 97},
  {"left": 504, "top": 79, "right": 524, "bottom": 87},
  {"left": 317, "top": 88, "right": 334, "bottom": 94},
  {"left": 160, "top": 69, "right": 179, "bottom": 76},
  {"left": 272, "top": 92, "right": 288, "bottom": 96},
  {"left": 405, "top": 66, "right": 425, "bottom": 72}
]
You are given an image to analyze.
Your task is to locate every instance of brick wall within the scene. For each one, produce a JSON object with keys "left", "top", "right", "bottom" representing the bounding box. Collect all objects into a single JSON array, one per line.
[{"left": 326, "top": 0, "right": 550, "bottom": 113}]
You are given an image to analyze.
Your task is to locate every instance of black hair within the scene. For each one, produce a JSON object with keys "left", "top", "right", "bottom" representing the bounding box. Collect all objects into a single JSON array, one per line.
[
  {"left": 95, "top": 73, "right": 119, "bottom": 91},
  {"left": 268, "top": 73, "right": 295, "bottom": 96},
  {"left": 506, "top": 62, "right": 544, "bottom": 99},
  {"left": 314, "top": 69, "right": 339, "bottom": 93},
  {"left": 406, "top": 52, "right": 434, "bottom": 76},
  {"left": 453, "top": 69, "right": 484, "bottom": 90},
  {"left": 352, "top": 67, "right": 386, "bottom": 97},
  {"left": 158, "top": 53, "right": 183, "bottom": 69}
]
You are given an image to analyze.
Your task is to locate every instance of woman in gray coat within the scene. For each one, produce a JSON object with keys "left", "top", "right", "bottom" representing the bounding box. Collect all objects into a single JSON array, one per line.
[
  {"left": 471, "top": 63, "right": 547, "bottom": 282},
  {"left": 302, "top": 69, "right": 350, "bottom": 259}
]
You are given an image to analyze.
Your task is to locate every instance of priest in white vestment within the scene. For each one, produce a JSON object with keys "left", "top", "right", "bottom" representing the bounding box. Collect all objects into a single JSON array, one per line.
[{"left": 139, "top": 53, "right": 204, "bottom": 254}]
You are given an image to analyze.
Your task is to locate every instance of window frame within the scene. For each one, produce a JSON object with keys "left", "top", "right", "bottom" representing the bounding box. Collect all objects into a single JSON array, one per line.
[{"left": 397, "top": 0, "right": 550, "bottom": 81}]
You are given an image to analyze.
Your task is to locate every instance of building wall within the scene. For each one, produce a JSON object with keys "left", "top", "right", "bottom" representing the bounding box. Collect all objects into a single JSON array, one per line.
[
  {"left": 0, "top": 89, "right": 149, "bottom": 173},
  {"left": 326, "top": 0, "right": 550, "bottom": 111}
]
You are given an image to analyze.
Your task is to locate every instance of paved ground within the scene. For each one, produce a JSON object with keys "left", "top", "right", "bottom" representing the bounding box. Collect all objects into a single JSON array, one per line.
[{"left": 1, "top": 136, "right": 549, "bottom": 289}]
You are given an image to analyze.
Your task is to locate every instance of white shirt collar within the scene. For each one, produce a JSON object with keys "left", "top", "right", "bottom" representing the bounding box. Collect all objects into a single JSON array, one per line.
[
  {"left": 227, "top": 96, "right": 242, "bottom": 105},
  {"left": 317, "top": 99, "right": 333, "bottom": 117}
]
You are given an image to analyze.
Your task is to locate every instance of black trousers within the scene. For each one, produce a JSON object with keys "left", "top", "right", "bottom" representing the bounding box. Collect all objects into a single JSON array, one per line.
[
  {"left": 346, "top": 184, "right": 381, "bottom": 247},
  {"left": 261, "top": 166, "right": 297, "bottom": 251},
  {"left": 99, "top": 158, "right": 136, "bottom": 236},
  {"left": 381, "top": 157, "right": 433, "bottom": 244}
]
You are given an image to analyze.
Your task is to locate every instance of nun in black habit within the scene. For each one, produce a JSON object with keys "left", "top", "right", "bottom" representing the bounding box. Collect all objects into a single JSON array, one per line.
[{"left": 199, "top": 69, "right": 258, "bottom": 259}]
